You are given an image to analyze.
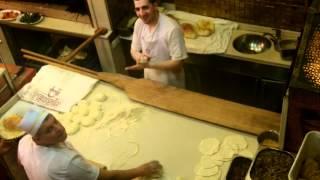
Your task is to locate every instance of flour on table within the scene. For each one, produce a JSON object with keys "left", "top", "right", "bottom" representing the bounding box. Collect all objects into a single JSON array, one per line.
[
  {"left": 110, "top": 141, "right": 140, "bottom": 169},
  {"left": 199, "top": 138, "right": 220, "bottom": 155}
]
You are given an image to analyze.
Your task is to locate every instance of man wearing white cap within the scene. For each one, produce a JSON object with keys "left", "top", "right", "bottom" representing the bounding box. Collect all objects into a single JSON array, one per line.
[{"left": 15, "top": 107, "right": 162, "bottom": 180}]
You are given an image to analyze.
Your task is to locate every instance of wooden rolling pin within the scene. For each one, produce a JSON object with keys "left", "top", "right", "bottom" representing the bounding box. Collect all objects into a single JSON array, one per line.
[{"left": 21, "top": 49, "right": 281, "bottom": 135}]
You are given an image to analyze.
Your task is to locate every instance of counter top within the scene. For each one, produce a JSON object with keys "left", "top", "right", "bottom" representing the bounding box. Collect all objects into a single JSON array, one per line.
[
  {"left": 0, "top": 16, "right": 112, "bottom": 39},
  {"left": 64, "top": 82, "right": 259, "bottom": 179}
]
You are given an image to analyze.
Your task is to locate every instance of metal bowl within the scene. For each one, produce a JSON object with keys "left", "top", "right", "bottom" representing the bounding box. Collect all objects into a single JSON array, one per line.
[
  {"left": 233, "top": 34, "right": 272, "bottom": 54},
  {"left": 257, "top": 130, "right": 279, "bottom": 148}
]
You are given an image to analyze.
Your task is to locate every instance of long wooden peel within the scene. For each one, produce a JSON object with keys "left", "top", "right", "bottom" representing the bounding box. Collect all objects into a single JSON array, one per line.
[
  {"left": 62, "top": 27, "right": 108, "bottom": 63},
  {"left": 22, "top": 49, "right": 280, "bottom": 135}
]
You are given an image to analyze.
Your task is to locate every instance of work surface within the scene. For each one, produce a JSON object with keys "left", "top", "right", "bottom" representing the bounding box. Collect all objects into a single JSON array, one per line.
[{"left": 57, "top": 82, "right": 258, "bottom": 179}]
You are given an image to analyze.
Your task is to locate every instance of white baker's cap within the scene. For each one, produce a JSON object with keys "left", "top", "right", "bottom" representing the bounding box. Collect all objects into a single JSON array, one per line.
[{"left": 18, "top": 107, "right": 49, "bottom": 136}]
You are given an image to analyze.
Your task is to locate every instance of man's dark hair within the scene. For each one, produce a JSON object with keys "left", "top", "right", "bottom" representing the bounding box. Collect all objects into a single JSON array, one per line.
[{"left": 134, "top": 0, "right": 158, "bottom": 4}]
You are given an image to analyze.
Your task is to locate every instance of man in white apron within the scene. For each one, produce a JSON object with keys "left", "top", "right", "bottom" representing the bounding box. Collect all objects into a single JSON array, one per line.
[
  {"left": 127, "top": 0, "right": 188, "bottom": 88},
  {"left": 14, "top": 107, "right": 162, "bottom": 180}
]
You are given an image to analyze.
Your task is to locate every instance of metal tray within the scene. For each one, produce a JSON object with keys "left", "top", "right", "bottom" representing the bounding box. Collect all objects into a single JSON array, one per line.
[
  {"left": 0, "top": 94, "right": 34, "bottom": 140},
  {"left": 226, "top": 155, "right": 252, "bottom": 180},
  {"left": 288, "top": 131, "right": 320, "bottom": 180},
  {"left": 245, "top": 147, "right": 294, "bottom": 180}
]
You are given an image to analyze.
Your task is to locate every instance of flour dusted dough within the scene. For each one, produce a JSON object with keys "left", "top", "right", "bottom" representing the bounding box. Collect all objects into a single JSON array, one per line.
[
  {"left": 90, "top": 101, "right": 103, "bottom": 111},
  {"left": 194, "top": 164, "right": 219, "bottom": 177},
  {"left": 71, "top": 105, "right": 79, "bottom": 114},
  {"left": 65, "top": 121, "right": 80, "bottom": 135},
  {"left": 78, "top": 105, "right": 89, "bottom": 116},
  {"left": 93, "top": 93, "right": 108, "bottom": 102},
  {"left": 81, "top": 116, "right": 96, "bottom": 127},
  {"left": 194, "top": 169, "right": 221, "bottom": 180},
  {"left": 238, "top": 149, "right": 254, "bottom": 158},
  {"left": 61, "top": 112, "right": 73, "bottom": 122},
  {"left": 222, "top": 135, "right": 247, "bottom": 151},
  {"left": 200, "top": 156, "right": 223, "bottom": 168},
  {"left": 89, "top": 110, "right": 103, "bottom": 121},
  {"left": 199, "top": 138, "right": 220, "bottom": 155}
]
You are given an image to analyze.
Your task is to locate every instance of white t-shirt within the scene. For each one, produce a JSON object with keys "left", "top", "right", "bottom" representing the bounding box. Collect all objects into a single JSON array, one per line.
[
  {"left": 18, "top": 135, "right": 99, "bottom": 180},
  {"left": 131, "top": 13, "right": 188, "bottom": 88}
]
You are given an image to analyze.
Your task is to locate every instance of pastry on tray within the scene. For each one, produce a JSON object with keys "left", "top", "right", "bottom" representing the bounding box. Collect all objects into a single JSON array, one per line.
[
  {"left": 181, "top": 22, "right": 198, "bottom": 39},
  {"left": 196, "top": 19, "right": 215, "bottom": 37}
]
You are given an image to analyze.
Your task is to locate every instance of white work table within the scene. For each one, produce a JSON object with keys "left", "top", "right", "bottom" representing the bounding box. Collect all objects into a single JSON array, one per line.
[{"left": 63, "top": 82, "right": 258, "bottom": 179}]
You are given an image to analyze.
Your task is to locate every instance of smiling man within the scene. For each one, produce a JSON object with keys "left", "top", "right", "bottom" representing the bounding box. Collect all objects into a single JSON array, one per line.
[
  {"left": 127, "top": 0, "right": 188, "bottom": 88},
  {"left": 14, "top": 107, "right": 162, "bottom": 180}
]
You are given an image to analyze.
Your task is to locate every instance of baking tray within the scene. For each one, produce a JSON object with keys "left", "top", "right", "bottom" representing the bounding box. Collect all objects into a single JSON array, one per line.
[
  {"left": 0, "top": 94, "right": 35, "bottom": 140},
  {"left": 226, "top": 155, "right": 252, "bottom": 180},
  {"left": 288, "top": 131, "right": 320, "bottom": 180},
  {"left": 245, "top": 147, "right": 294, "bottom": 180}
]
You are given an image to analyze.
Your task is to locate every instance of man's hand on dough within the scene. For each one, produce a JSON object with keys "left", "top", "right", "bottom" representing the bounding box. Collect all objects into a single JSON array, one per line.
[{"left": 136, "top": 160, "right": 163, "bottom": 178}]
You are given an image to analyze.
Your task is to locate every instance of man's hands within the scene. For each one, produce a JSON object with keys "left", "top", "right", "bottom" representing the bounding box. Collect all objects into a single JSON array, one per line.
[
  {"left": 136, "top": 160, "right": 163, "bottom": 178},
  {"left": 125, "top": 53, "right": 150, "bottom": 71}
]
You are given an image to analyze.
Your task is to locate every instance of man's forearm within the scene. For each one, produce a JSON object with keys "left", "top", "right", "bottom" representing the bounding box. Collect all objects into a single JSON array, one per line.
[{"left": 98, "top": 167, "right": 142, "bottom": 180}]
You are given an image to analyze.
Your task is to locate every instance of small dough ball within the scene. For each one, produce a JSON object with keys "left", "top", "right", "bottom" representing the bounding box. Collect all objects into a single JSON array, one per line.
[
  {"left": 71, "top": 105, "right": 80, "bottom": 114},
  {"left": 65, "top": 121, "right": 80, "bottom": 135},
  {"left": 81, "top": 117, "right": 96, "bottom": 127},
  {"left": 89, "top": 110, "right": 103, "bottom": 121},
  {"left": 72, "top": 114, "right": 84, "bottom": 124},
  {"left": 199, "top": 138, "right": 220, "bottom": 155},
  {"left": 61, "top": 112, "right": 73, "bottom": 122},
  {"left": 78, "top": 105, "right": 90, "bottom": 116},
  {"left": 90, "top": 101, "right": 103, "bottom": 111},
  {"left": 78, "top": 100, "right": 89, "bottom": 106},
  {"left": 194, "top": 164, "right": 219, "bottom": 177},
  {"left": 93, "top": 93, "right": 108, "bottom": 102}
]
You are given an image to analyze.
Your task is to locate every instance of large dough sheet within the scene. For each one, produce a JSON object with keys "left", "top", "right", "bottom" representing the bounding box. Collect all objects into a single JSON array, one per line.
[{"left": 65, "top": 82, "right": 258, "bottom": 179}]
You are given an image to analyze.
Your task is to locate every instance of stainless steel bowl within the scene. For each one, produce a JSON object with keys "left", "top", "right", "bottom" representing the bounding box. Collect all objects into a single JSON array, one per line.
[
  {"left": 233, "top": 34, "right": 272, "bottom": 54},
  {"left": 257, "top": 130, "right": 279, "bottom": 148}
]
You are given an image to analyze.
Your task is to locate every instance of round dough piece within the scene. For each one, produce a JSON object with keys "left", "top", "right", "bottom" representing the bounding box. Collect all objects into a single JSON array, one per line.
[
  {"left": 194, "top": 169, "right": 221, "bottom": 180},
  {"left": 200, "top": 156, "right": 223, "bottom": 168},
  {"left": 181, "top": 22, "right": 197, "bottom": 39},
  {"left": 199, "top": 138, "right": 220, "bottom": 155},
  {"left": 72, "top": 114, "right": 84, "bottom": 124},
  {"left": 93, "top": 93, "right": 108, "bottom": 102},
  {"left": 222, "top": 135, "right": 248, "bottom": 152},
  {"left": 65, "top": 121, "right": 80, "bottom": 135},
  {"left": 194, "top": 164, "right": 219, "bottom": 177},
  {"left": 78, "top": 105, "right": 89, "bottom": 116},
  {"left": 61, "top": 112, "right": 73, "bottom": 122},
  {"left": 89, "top": 110, "right": 103, "bottom": 121},
  {"left": 71, "top": 105, "right": 80, "bottom": 114},
  {"left": 89, "top": 101, "right": 103, "bottom": 111},
  {"left": 81, "top": 116, "right": 96, "bottom": 127},
  {"left": 196, "top": 19, "right": 215, "bottom": 36}
]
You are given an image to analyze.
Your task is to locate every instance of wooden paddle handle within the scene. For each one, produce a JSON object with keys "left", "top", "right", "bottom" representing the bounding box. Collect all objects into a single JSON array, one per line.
[{"left": 62, "top": 27, "right": 108, "bottom": 62}]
